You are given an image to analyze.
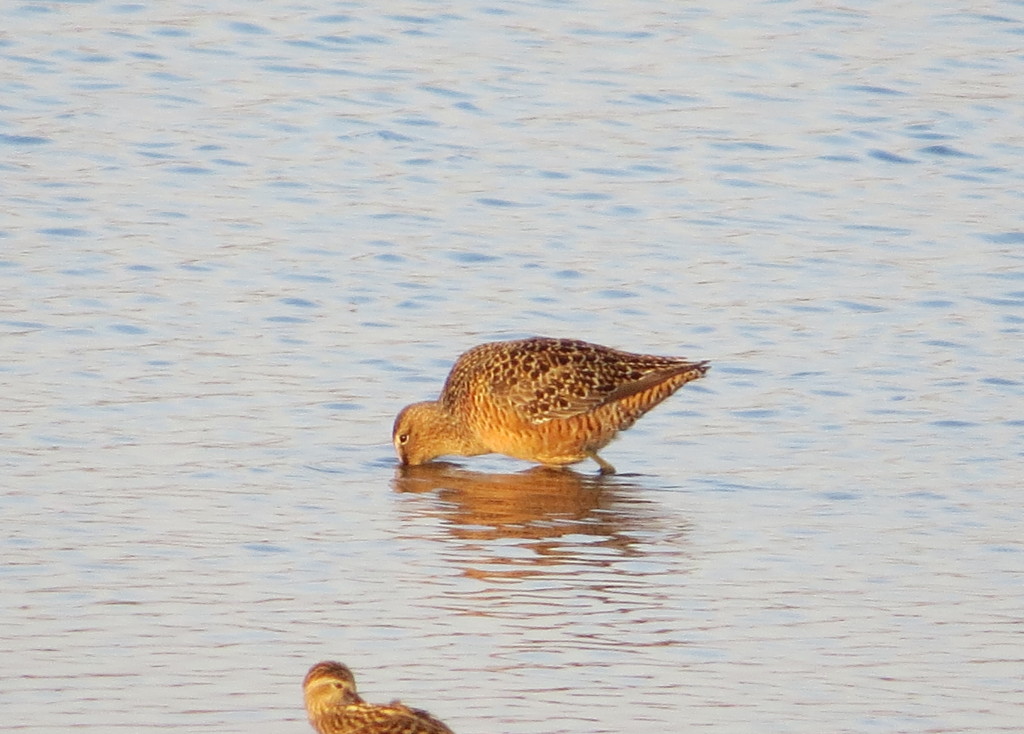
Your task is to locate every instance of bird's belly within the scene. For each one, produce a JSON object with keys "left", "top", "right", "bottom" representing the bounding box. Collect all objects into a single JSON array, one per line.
[{"left": 470, "top": 411, "right": 618, "bottom": 465}]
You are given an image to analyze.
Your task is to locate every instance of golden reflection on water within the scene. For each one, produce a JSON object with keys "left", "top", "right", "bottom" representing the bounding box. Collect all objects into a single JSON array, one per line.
[{"left": 391, "top": 463, "right": 690, "bottom": 582}]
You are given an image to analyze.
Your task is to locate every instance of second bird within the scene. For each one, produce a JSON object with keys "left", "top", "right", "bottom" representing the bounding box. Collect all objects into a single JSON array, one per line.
[
  {"left": 393, "top": 336, "right": 709, "bottom": 474},
  {"left": 303, "top": 661, "right": 454, "bottom": 734}
]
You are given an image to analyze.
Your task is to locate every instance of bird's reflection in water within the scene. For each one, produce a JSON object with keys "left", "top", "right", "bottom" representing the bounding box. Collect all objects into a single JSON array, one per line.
[{"left": 391, "top": 462, "right": 688, "bottom": 581}]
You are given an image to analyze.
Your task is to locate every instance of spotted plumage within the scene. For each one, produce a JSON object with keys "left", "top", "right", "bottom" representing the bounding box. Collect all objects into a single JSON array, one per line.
[
  {"left": 393, "top": 337, "right": 709, "bottom": 474},
  {"left": 303, "top": 661, "right": 454, "bottom": 734}
]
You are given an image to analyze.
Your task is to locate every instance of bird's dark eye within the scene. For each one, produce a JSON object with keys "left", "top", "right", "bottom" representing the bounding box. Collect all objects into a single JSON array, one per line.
[{"left": 398, "top": 433, "right": 410, "bottom": 444}]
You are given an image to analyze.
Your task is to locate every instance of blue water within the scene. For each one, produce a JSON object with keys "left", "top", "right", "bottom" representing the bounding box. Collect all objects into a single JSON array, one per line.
[{"left": 2, "top": 2, "right": 1022, "bottom": 732}]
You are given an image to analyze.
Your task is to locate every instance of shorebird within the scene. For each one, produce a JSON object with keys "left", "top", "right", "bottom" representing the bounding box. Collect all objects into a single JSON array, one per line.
[
  {"left": 393, "top": 337, "right": 709, "bottom": 474},
  {"left": 303, "top": 661, "right": 454, "bottom": 734}
]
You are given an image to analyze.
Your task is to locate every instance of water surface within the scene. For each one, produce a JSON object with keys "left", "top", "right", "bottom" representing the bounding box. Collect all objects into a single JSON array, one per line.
[{"left": 2, "top": 1, "right": 1022, "bottom": 732}]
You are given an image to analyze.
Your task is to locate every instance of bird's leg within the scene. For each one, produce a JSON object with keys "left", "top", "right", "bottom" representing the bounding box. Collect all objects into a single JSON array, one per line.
[{"left": 588, "top": 451, "right": 617, "bottom": 475}]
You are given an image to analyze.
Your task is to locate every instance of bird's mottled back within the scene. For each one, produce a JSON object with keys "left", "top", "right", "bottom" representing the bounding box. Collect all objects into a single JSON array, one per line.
[
  {"left": 311, "top": 701, "right": 454, "bottom": 734},
  {"left": 444, "top": 337, "right": 706, "bottom": 423}
]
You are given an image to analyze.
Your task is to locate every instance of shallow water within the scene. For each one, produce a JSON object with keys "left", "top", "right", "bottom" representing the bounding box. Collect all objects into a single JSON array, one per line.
[{"left": 2, "top": 1, "right": 1023, "bottom": 732}]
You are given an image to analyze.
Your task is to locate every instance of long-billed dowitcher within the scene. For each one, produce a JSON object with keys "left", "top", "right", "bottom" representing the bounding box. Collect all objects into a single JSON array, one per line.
[
  {"left": 303, "top": 661, "right": 454, "bottom": 734},
  {"left": 393, "top": 337, "right": 709, "bottom": 474}
]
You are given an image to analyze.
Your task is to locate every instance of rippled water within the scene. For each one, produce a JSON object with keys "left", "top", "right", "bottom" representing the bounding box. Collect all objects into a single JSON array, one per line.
[{"left": 3, "top": 2, "right": 1022, "bottom": 732}]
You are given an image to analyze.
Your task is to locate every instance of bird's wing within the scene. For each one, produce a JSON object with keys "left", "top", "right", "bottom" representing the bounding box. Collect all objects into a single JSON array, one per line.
[
  {"left": 492, "top": 339, "right": 698, "bottom": 424},
  {"left": 344, "top": 702, "right": 455, "bottom": 734}
]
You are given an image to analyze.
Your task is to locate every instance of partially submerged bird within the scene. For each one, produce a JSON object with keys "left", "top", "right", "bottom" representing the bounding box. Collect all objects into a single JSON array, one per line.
[
  {"left": 393, "top": 337, "right": 709, "bottom": 474},
  {"left": 303, "top": 661, "right": 454, "bottom": 734}
]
